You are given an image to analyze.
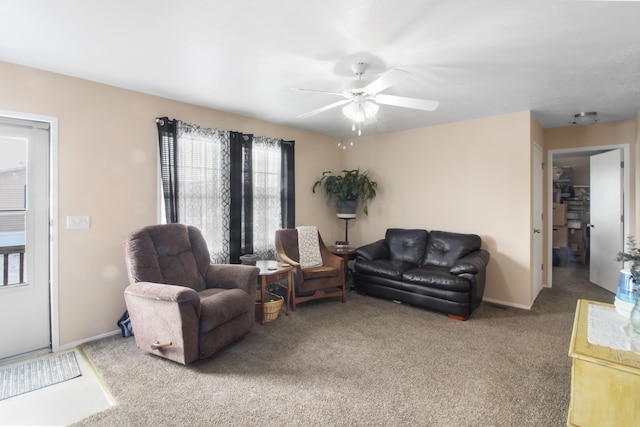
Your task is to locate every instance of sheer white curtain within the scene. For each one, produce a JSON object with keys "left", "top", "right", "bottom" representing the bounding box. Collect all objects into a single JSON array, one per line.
[
  {"left": 176, "top": 122, "right": 231, "bottom": 263},
  {"left": 251, "top": 135, "right": 282, "bottom": 260}
]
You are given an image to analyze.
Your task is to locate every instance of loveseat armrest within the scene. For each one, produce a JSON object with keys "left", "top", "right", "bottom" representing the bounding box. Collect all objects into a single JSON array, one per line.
[
  {"left": 355, "top": 239, "right": 388, "bottom": 261},
  {"left": 206, "top": 264, "right": 260, "bottom": 294},
  {"left": 449, "top": 249, "right": 490, "bottom": 275}
]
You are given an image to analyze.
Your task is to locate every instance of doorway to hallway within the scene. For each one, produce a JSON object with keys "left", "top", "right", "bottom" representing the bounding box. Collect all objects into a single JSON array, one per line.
[{"left": 548, "top": 145, "right": 628, "bottom": 296}]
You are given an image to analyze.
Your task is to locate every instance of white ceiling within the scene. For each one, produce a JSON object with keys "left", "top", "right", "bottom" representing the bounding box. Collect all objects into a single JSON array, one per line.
[{"left": 1, "top": 0, "right": 639, "bottom": 139}]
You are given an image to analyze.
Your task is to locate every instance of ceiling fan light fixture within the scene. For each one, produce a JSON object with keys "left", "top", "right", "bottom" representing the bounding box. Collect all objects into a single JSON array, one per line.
[
  {"left": 342, "top": 100, "right": 378, "bottom": 123},
  {"left": 294, "top": 62, "right": 438, "bottom": 136},
  {"left": 361, "top": 101, "right": 379, "bottom": 117}
]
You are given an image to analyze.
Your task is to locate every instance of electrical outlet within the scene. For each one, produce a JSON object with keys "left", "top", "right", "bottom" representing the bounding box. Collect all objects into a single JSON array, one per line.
[{"left": 67, "top": 215, "right": 91, "bottom": 229}]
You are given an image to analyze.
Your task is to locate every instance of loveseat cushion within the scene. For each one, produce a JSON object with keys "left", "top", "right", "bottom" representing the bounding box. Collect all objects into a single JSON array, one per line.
[
  {"left": 403, "top": 266, "right": 471, "bottom": 292},
  {"left": 422, "top": 231, "right": 482, "bottom": 269},
  {"left": 386, "top": 228, "right": 429, "bottom": 266},
  {"left": 355, "top": 259, "right": 416, "bottom": 280},
  {"left": 198, "top": 288, "right": 252, "bottom": 333},
  {"left": 450, "top": 250, "right": 491, "bottom": 275}
]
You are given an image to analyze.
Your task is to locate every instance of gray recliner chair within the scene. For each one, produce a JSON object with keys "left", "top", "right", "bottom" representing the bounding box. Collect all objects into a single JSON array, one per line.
[{"left": 123, "top": 223, "right": 259, "bottom": 364}]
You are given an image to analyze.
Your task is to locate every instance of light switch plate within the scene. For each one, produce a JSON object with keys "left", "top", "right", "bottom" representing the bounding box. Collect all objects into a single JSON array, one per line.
[{"left": 67, "top": 215, "right": 91, "bottom": 229}]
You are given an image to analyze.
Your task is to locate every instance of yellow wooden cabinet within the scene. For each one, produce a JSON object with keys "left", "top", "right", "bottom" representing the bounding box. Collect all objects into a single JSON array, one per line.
[{"left": 567, "top": 299, "right": 640, "bottom": 426}]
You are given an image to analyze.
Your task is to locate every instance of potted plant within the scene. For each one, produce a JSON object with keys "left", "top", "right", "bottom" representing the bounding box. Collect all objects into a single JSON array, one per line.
[
  {"left": 616, "top": 236, "right": 640, "bottom": 332},
  {"left": 312, "top": 168, "right": 378, "bottom": 216},
  {"left": 616, "top": 236, "right": 640, "bottom": 286}
]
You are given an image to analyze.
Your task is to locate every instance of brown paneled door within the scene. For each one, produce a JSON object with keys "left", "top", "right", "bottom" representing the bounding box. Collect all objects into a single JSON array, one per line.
[{"left": 0, "top": 117, "right": 51, "bottom": 360}]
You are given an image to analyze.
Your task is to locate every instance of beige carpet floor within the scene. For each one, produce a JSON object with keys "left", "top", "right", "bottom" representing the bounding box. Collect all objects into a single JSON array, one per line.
[{"left": 74, "top": 264, "right": 613, "bottom": 426}]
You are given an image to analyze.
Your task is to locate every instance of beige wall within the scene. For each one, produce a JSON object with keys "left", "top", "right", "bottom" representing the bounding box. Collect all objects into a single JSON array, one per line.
[
  {"left": 6, "top": 57, "right": 634, "bottom": 347},
  {"left": 0, "top": 60, "right": 342, "bottom": 347},
  {"left": 342, "top": 111, "right": 534, "bottom": 308}
]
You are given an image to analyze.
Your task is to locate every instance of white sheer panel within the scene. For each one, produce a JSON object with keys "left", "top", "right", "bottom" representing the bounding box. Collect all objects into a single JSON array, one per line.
[
  {"left": 252, "top": 136, "right": 281, "bottom": 260},
  {"left": 176, "top": 123, "right": 231, "bottom": 263}
]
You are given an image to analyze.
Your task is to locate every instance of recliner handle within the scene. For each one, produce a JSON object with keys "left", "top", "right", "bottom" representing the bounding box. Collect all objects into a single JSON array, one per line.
[{"left": 151, "top": 341, "right": 173, "bottom": 350}]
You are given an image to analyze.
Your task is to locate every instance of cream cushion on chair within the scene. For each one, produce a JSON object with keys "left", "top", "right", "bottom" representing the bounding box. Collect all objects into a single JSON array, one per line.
[{"left": 296, "top": 226, "right": 323, "bottom": 268}]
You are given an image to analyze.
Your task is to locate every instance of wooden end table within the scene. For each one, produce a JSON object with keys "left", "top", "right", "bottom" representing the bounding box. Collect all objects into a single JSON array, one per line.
[
  {"left": 255, "top": 260, "right": 293, "bottom": 325},
  {"left": 327, "top": 246, "right": 357, "bottom": 281},
  {"left": 567, "top": 299, "right": 640, "bottom": 426}
]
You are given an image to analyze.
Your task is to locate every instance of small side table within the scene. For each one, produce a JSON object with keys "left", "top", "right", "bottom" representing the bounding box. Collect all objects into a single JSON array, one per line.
[
  {"left": 327, "top": 246, "right": 357, "bottom": 282},
  {"left": 255, "top": 260, "right": 293, "bottom": 325}
]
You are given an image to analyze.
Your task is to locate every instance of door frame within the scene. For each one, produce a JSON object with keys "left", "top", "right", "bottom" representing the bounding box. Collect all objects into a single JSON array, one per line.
[
  {"left": 546, "top": 144, "right": 629, "bottom": 288},
  {"left": 533, "top": 143, "right": 543, "bottom": 300},
  {"left": 0, "top": 109, "right": 59, "bottom": 353}
]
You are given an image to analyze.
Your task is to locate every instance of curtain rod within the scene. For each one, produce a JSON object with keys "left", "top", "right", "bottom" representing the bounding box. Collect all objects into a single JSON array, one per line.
[{"left": 155, "top": 117, "right": 294, "bottom": 145}]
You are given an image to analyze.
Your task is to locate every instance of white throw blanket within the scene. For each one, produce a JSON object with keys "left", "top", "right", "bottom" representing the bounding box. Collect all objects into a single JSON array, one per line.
[{"left": 296, "top": 226, "right": 323, "bottom": 268}]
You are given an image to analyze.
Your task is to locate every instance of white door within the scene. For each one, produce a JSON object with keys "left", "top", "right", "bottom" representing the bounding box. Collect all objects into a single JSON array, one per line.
[
  {"left": 0, "top": 118, "right": 51, "bottom": 359},
  {"left": 532, "top": 144, "right": 543, "bottom": 299},
  {"left": 589, "top": 149, "right": 623, "bottom": 294}
]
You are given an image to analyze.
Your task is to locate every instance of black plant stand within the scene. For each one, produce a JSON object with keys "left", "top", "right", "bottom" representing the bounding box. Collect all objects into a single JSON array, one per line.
[{"left": 338, "top": 216, "right": 354, "bottom": 245}]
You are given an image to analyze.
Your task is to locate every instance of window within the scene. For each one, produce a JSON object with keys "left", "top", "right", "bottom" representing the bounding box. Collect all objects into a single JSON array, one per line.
[
  {"left": 251, "top": 136, "right": 284, "bottom": 260},
  {"left": 157, "top": 118, "right": 294, "bottom": 263}
]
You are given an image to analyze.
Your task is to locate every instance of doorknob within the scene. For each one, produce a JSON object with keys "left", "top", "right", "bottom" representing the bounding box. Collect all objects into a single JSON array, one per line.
[
  {"left": 533, "top": 229, "right": 541, "bottom": 234},
  {"left": 587, "top": 224, "right": 594, "bottom": 228}
]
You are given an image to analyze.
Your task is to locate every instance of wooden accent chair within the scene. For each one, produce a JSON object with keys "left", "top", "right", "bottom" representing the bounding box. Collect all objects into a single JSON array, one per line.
[
  {"left": 123, "top": 224, "right": 259, "bottom": 365},
  {"left": 274, "top": 228, "right": 346, "bottom": 310}
]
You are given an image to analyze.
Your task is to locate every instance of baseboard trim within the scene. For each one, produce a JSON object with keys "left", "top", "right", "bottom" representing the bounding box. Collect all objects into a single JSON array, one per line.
[
  {"left": 482, "top": 297, "right": 532, "bottom": 310},
  {"left": 57, "top": 329, "right": 121, "bottom": 352}
]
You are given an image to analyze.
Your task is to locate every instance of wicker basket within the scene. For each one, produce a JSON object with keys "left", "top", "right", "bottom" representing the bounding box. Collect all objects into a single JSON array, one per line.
[
  {"left": 255, "top": 291, "right": 284, "bottom": 322},
  {"left": 240, "top": 254, "right": 259, "bottom": 265}
]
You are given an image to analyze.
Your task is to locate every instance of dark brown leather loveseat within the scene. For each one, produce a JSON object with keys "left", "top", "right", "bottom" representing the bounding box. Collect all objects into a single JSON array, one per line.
[{"left": 353, "top": 228, "right": 490, "bottom": 320}]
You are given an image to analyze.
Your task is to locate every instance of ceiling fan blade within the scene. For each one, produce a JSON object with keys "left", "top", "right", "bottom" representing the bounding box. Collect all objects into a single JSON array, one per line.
[
  {"left": 291, "top": 87, "right": 345, "bottom": 97},
  {"left": 374, "top": 94, "right": 439, "bottom": 111},
  {"left": 297, "top": 99, "right": 351, "bottom": 119},
  {"left": 363, "top": 69, "right": 410, "bottom": 95}
]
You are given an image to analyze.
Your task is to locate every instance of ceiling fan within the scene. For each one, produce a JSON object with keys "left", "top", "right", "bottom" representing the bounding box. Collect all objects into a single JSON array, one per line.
[{"left": 293, "top": 62, "right": 439, "bottom": 134}]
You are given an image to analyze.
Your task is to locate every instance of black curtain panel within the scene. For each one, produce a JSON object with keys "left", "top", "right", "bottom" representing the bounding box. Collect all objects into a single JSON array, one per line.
[
  {"left": 281, "top": 140, "right": 295, "bottom": 228},
  {"left": 229, "top": 131, "right": 254, "bottom": 263},
  {"left": 156, "top": 117, "right": 178, "bottom": 223}
]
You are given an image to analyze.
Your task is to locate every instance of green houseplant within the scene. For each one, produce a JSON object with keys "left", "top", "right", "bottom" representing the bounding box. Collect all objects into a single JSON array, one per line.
[
  {"left": 616, "top": 236, "right": 640, "bottom": 286},
  {"left": 312, "top": 168, "right": 378, "bottom": 216}
]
